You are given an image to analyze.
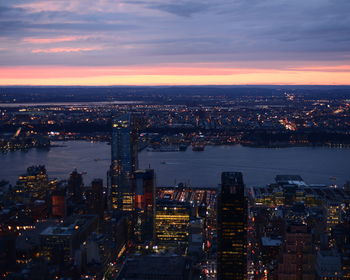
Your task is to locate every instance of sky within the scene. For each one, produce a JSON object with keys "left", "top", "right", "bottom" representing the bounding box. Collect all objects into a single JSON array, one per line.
[{"left": 0, "top": 0, "right": 350, "bottom": 85}]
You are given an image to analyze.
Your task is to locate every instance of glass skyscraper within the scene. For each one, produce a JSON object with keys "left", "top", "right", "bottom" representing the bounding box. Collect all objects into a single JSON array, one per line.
[{"left": 110, "top": 114, "right": 138, "bottom": 211}]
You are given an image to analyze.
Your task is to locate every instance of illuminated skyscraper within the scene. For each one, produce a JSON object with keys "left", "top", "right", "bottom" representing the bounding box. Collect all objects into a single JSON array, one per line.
[
  {"left": 155, "top": 199, "right": 190, "bottom": 248},
  {"left": 16, "top": 165, "right": 51, "bottom": 201},
  {"left": 135, "top": 169, "right": 155, "bottom": 211},
  {"left": 110, "top": 114, "right": 138, "bottom": 211},
  {"left": 217, "top": 172, "right": 247, "bottom": 280}
]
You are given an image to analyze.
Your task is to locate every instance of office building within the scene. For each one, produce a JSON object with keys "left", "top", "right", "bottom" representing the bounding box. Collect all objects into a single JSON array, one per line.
[
  {"left": 135, "top": 169, "right": 155, "bottom": 212},
  {"left": 68, "top": 169, "right": 83, "bottom": 203},
  {"left": 277, "top": 224, "right": 315, "bottom": 279},
  {"left": 85, "top": 179, "right": 104, "bottom": 220},
  {"left": 110, "top": 114, "right": 138, "bottom": 211},
  {"left": 217, "top": 172, "right": 247, "bottom": 280},
  {"left": 40, "top": 215, "right": 98, "bottom": 265},
  {"left": 51, "top": 189, "right": 67, "bottom": 218},
  {"left": 155, "top": 199, "right": 190, "bottom": 248},
  {"left": 117, "top": 255, "right": 192, "bottom": 280},
  {"left": 16, "top": 165, "right": 50, "bottom": 201},
  {"left": 134, "top": 169, "right": 155, "bottom": 242}
]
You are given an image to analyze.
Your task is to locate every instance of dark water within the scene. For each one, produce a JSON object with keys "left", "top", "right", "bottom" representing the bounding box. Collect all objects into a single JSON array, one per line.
[
  {"left": 0, "top": 141, "right": 111, "bottom": 186},
  {"left": 140, "top": 145, "right": 350, "bottom": 187},
  {"left": 0, "top": 141, "right": 349, "bottom": 187}
]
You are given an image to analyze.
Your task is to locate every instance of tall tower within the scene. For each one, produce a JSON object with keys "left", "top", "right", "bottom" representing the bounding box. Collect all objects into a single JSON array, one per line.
[
  {"left": 134, "top": 169, "right": 155, "bottom": 242},
  {"left": 68, "top": 169, "right": 83, "bottom": 203},
  {"left": 135, "top": 169, "right": 155, "bottom": 212},
  {"left": 110, "top": 114, "right": 138, "bottom": 211},
  {"left": 91, "top": 179, "right": 104, "bottom": 219},
  {"left": 217, "top": 172, "right": 247, "bottom": 280}
]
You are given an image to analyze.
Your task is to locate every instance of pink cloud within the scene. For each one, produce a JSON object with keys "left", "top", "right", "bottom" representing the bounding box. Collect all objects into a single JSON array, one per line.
[
  {"left": 24, "top": 36, "right": 91, "bottom": 44},
  {"left": 289, "top": 65, "right": 350, "bottom": 72},
  {"left": 14, "top": 0, "right": 125, "bottom": 13},
  {"left": 31, "top": 47, "right": 101, "bottom": 53},
  {"left": 15, "top": 1, "right": 78, "bottom": 12}
]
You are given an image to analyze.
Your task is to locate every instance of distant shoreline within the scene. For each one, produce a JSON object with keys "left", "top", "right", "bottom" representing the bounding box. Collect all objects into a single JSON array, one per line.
[{"left": 0, "top": 100, "right": 143, "bottom": 108}]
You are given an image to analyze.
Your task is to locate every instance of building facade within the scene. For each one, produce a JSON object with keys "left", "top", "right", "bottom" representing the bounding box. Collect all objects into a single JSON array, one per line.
[
  {"left": 217, "top": 172, "right": 247, "bottom": 280},
  {"left": 110, "top": 114, "right": 138, "bottom": 211},
  {"left": 277, "top": 224, "right": 315, "bottom": 280},
  {"left": 155, "top": 199, "right": 190, "bottom": 248},
  {"left": 134, "top": 169, "right": 155, "bottom": 242}
]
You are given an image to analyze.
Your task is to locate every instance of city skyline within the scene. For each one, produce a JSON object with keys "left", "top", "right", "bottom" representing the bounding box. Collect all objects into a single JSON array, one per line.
[
  {"left": 1, "top": 1, "right": 350, "bottom": 279},
  {"left": 1, "top": 0, "right": 350, "bottom": 85},
  {"left": 1, "top": 92, "right": 350, "bottom": 279}
]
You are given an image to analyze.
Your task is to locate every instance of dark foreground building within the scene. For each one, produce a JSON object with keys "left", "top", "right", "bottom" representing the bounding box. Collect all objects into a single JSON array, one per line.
[
  {"left": 134, "top": 169, "right": 155, "bottom": 242},
  {"left": 217, "top": 172, "right": 247, "bottom": 280},
  {"left": 117, "top": 255, "right": 192, "bottom": 280}
]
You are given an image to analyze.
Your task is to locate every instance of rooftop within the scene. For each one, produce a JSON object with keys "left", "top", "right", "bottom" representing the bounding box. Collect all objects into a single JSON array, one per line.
[
  {"left": 120, "top": 255, "right": 190, "bottom": 279},
  {"left": 275, "top": 175, "right": 307, "bottom": 186},
  {"left": 40, "top": 215, "right": 97, "bottom": 236},
  {"left": 261, "top": 237, "right": 282, "bottom": 247}
]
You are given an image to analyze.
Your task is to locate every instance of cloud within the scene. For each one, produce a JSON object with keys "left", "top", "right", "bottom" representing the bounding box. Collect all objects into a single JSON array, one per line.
[
  {"left": 289, "top": 65, "right": 350, "bottom": 72},
  {"left": 14, "top": 1, "right": 88, "bottom": 13},
  {"left": 23, "top": 35, "right": 91, "bottom": 44},
  {"left": 0, "top": 0, "right": 349, "bottom": 76},
  {"left": 32, "top": 47, "right": 102, "bottom": 53},
  {"left": 146, "top": 1, "right": 212, "bottom": 17}
]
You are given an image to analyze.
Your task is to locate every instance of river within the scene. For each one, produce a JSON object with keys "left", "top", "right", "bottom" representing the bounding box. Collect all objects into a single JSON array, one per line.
[{"left": 0, "top": 141, "right": 349, "bottom": 187}]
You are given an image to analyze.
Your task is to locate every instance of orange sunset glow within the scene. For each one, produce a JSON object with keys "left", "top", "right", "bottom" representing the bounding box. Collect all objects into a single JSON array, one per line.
[{"left": 1, "top": 65, "right": 350, "bottom": 86}]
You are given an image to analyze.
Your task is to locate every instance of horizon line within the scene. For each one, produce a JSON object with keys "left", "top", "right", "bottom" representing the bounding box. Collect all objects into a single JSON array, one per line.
[{"left": 1, "top": 84, "right": 350, "bottom": 87}]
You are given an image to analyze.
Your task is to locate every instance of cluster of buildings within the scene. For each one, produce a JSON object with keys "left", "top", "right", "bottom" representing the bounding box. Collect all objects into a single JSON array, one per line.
[
  {"left": 0, "top": 128, "right": 50, "bottom": 152},
  {"left": 249, "top": 175, "right": 350, "bottom": 279},
  {"left": 0, "top": 113, "right": 224, "bottom": 280},
  {"left": 0, "top": 165, "right": 121, "bottom": 279},
  {"left": 1, "top": 91, "right": 350, "bottom": 149},
  {"left": 0, "top": 111, "right": 349, "bottom": 279}
]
